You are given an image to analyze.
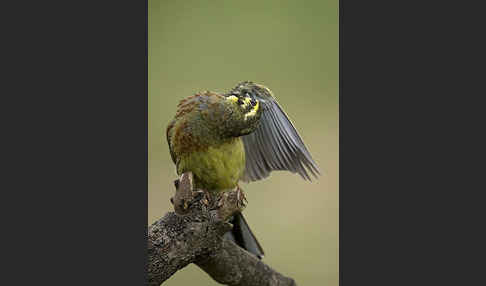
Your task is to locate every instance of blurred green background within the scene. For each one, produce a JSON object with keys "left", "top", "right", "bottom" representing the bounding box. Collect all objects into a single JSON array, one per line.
[{"left": 149, "top": 0, "right": 338, "bottom": 285}]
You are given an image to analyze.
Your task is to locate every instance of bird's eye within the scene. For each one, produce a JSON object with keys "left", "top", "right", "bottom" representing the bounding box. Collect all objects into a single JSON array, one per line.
[{"left": 237, "top": 98, "right": 244, "bottom": 105}]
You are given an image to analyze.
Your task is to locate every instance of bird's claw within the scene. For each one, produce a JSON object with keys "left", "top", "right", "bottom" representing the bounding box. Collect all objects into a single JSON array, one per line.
[
  {"left": 193, "top": 189, "right": 211, "bottom": 206},
  {"left": 216, "top": 192, "right": 228, "bottom": 209},
  {"left": 236, "top": 186, "right": 247, "bottom": 209},
  {"left": 172, "top": 172, "right": 210, "bottom": 215},
  {"left": 212, "top": 186, "right": 248, "bottom": 221},
  {"left": 214, "top": 186, "right": 247, "bottom": 210}
]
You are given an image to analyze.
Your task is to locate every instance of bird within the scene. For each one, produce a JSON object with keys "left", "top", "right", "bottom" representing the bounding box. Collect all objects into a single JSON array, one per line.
[{"left": 166, "top": 81, "right": 320, "bottom": 259}]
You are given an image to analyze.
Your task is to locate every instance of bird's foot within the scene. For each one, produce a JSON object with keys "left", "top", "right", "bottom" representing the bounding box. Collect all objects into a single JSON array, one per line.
[
  {"left": 235, "top": 185, "right": 248, "bottom": 209},
  {"left": 171, "top": 172, "right": 212, "bottom": 215},
  {"left": 214, "top": 186, "right": 246, "bottom": 221},
  {"left": 192, "top": 189, "right": 211, "bottom": 207},
  {"left": 216, "top": 192, "right": 227, "bottom": 208}
]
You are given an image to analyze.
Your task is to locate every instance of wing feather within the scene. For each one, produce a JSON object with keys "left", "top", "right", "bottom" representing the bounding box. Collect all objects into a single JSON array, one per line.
[{"left": 241, "top": 98, "right": 320, "bottom": 182}]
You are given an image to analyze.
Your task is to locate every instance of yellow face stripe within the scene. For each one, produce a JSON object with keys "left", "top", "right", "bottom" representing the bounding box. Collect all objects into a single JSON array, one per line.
[
  {"left": 242, "top": 96, "right": 251, "bottom": 108},
  {"left": 226, "top": 95, "right": 239, "bottom": 103},
  {"left": 244, "top": 100, "right": 259, "bottom": 120},
  {"left": 227, "top": 95, "right": 251, "bottom": 108},
  {"left": 227, "top": 95, "right": 259, "bottom": 120}
]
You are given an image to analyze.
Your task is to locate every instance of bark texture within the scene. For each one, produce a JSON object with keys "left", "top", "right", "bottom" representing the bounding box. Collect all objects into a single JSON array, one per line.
[{"left": 147, "top": 172, "right": 297, "bottom": 286}]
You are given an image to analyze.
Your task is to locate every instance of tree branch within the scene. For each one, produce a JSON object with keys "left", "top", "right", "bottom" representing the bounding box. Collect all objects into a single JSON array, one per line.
[{"left": 147, "top": 172, "right": 297, "bottom": 286}]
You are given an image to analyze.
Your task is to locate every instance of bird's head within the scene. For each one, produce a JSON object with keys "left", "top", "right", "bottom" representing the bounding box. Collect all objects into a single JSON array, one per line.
[
  {"left": 228, "top": 81, "right": 274, "bottom": 101},
  {"left": 221, "top": 81, "right": 271, "bottom": 136},
  {"left": 225, "top": 81, "right": 274, "bottom": 117}
]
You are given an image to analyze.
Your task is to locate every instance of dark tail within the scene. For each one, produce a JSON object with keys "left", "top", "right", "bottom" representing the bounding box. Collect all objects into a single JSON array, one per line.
[{"left": 223, "top": 212, "right": 265, "bottom": 259}]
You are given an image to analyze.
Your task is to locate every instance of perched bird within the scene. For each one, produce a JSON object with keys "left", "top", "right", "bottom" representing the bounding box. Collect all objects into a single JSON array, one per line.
[{"left": 166, "top": 81, "right": 320, "bottom": 259}]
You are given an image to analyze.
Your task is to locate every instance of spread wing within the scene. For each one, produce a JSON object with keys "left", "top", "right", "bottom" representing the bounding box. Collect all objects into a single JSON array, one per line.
[{"left": 241, "top": 97, "right": 320, "bottom": 182}]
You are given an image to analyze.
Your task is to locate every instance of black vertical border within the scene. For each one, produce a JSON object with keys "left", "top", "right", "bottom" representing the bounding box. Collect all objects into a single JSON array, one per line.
[
  {"left": 3, "top": 0, "right": 148, "bottom": 284},
  {"left": 339, "top": 0, "right": 483, "bottom": 285}
]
